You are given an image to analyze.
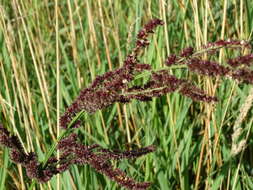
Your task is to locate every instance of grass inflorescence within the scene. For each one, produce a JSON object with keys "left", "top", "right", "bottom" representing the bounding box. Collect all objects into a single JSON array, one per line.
[{"left": 1, "top": 1, "right": 253, "bottom": 190}]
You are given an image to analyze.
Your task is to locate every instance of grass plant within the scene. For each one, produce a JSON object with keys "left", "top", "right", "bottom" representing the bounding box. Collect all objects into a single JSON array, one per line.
[{"left": 0, "top": 0, "right": 253, "bottom": 190}]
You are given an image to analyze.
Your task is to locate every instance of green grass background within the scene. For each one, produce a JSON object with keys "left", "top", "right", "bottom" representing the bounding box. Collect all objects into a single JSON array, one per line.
[{"left": 0, "top": 0, "right": 253, "bottom": 189}]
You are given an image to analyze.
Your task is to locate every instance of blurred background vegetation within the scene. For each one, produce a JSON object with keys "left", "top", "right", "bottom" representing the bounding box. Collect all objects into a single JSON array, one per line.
[{"left": 0, "top": 0, "right": 253, "bottom": 189}]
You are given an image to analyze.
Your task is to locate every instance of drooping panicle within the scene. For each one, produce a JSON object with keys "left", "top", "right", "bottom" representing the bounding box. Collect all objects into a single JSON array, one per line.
[
  {"left": 60, "top": 17, "right": 219, "bottom": 129},
  {"left": 57, "top": 133, "right": 155, "bottom": 190},
  {"left": 0, "top": 124, "right": 155, "bottom": 189},
  {"left": 60, "top": 19, "right": 163, "bottom": 129},
  {"left": 164, "top": 39, "right": 253, "bottom": 90}
]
